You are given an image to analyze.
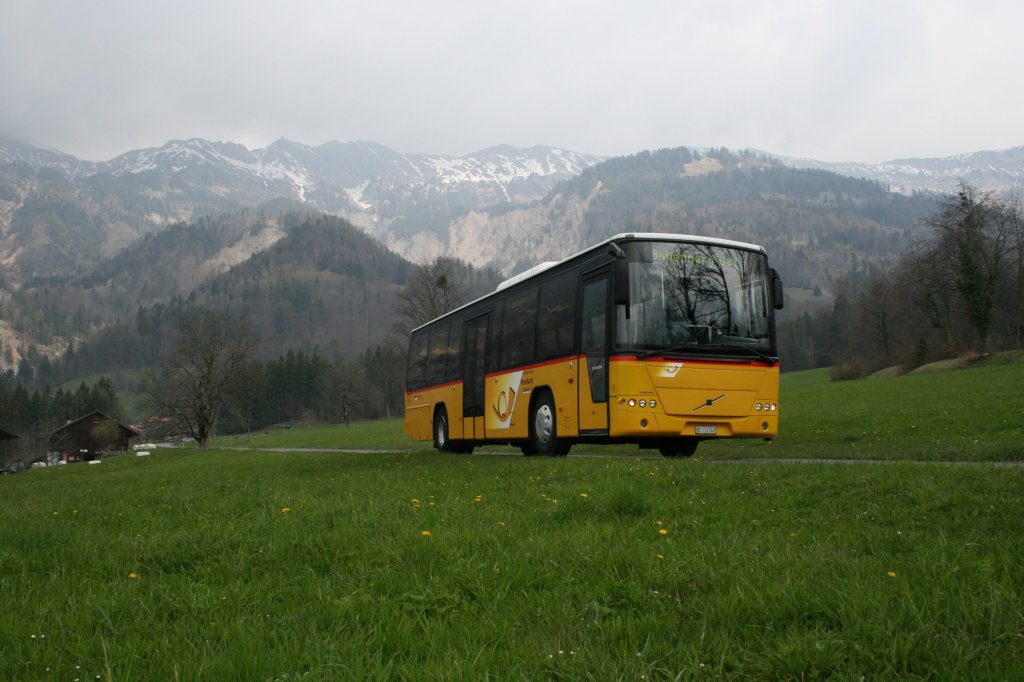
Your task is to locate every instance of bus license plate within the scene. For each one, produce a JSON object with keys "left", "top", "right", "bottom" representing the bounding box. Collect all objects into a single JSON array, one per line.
[{"left": 695, "top": 426, "right": 717, "bottom": 435}]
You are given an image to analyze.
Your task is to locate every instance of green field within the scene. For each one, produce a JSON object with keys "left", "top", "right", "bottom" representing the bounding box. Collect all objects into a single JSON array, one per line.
[{"left": 2, "top": 359, "right": 1023, "bottom": 680}]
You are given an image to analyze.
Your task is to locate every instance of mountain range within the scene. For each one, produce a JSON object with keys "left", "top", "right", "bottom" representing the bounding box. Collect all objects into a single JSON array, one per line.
[
  {"left": 0, "top": 133, "right": 1018, "bottom": 380},
  {"left": 3, "top": 136, "right": 1021, "bottom": 282},
  {"left": 0, "top": 136, "right": 601, "bottom": 288}
]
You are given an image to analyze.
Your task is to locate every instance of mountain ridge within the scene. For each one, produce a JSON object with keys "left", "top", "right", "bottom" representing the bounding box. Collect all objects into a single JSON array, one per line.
[{"left": 774, "top": 145, "right": 1024, "bottom": 195}]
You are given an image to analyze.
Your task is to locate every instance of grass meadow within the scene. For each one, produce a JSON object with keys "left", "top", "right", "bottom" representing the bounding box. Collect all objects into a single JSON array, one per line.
[{"left": 2, "top": 357, "right": 1023, "bottom": 680}]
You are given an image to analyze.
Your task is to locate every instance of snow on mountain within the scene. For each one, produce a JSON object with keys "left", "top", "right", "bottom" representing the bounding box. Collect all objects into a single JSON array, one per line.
[
  {"left": 0, "top": 135, "right": 99, "bottom": 179},
  {"left": 105, "top": 138, "right": 314, "bottom": 198},
  {"left": 776, "top": 146, "right": 1024, "bottom": 196},
  {"left": 22, "top": 137, "right": 605, "bottom": 216}
]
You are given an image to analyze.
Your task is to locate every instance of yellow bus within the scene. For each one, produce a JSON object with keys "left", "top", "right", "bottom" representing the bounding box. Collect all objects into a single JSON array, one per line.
[{"left": 404, "top": 233, "right": 784, "bottom": 457}]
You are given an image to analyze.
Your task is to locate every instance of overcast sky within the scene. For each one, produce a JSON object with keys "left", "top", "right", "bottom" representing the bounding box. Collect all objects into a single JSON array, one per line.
[{"left": 2, "top": 0, "right": 1021, "bottom": 163}]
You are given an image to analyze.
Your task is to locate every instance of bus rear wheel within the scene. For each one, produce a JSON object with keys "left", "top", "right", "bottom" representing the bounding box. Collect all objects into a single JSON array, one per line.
[
  {"left": 434, "top": 406, "right": 473, "bottom": 454},
  {"left": 433, "top": 407, "right": 452, "bottom": 452},
  {"left": 659, "top": 438, "right": 699, "bottom": 458}
]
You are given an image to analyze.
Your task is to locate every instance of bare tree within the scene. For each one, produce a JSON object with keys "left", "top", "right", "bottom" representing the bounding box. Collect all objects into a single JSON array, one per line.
[
  {"left": 143, "top": 312, "right": 258, "bottom": 451},
  {"left": 920, "top": 182, "right": 1013, "bottom": 353},
  {"left": 395, "top": 257, "right": 468, "bottom": 333},
  {"left": 1002, "top": 193, "right": 1024, "bottom": 347}
]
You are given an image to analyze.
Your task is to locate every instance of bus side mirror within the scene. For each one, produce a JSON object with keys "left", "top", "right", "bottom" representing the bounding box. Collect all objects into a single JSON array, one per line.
[{"left": 771, "top": 269, "right": 784, "bottom": 310}]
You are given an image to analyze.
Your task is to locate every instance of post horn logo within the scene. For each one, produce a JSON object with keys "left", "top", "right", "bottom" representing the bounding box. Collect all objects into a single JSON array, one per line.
[{"left": 493, "top": 386, "right": 516, "bottom": 421}]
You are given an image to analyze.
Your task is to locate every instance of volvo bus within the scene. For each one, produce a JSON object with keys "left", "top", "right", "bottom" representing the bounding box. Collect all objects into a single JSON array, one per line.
[{"left": 404, "top": 233, "right": 784, "bottom": 457}]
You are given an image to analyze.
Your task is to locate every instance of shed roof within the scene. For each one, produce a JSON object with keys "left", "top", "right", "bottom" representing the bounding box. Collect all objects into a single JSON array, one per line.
[{"left": 51, "top": 411, "right": 141, "bottom": 437}]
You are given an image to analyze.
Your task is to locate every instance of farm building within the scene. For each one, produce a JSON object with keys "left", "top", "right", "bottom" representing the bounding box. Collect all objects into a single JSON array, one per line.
[{"left": 50, "top": 411, "right": 140, "bottom": 462}]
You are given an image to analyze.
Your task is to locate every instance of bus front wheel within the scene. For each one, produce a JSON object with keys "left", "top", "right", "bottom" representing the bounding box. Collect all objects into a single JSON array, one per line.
[{"left": 529, "top": 392, "right": 569, "bottom": 456}]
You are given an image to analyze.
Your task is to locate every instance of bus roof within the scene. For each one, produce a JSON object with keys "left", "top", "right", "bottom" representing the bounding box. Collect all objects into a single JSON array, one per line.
[{"left": 410, "top": 232, "right": 768, "bottom": 333}]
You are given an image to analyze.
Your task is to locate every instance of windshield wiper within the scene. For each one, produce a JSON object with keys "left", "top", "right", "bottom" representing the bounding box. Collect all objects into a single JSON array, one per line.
[
  {"left": 717, "top": 343, "right": 777, "bottom": 364},
  {"left": 637, "top": 344, "right": 692, "bottom": 359},
  {"left": 637, "top": 342, "right": 776, "bottom": 364}
]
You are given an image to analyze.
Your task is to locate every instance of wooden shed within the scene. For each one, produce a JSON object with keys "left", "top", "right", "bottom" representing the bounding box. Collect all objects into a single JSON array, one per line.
[{"left": 50, "top": 411, "right": 140, "bottom": 462}]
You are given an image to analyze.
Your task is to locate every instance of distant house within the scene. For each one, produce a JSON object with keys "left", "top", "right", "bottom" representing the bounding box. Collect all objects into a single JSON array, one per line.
[{"left": 50, "top": 411, "right": 140, "bottom": 462}]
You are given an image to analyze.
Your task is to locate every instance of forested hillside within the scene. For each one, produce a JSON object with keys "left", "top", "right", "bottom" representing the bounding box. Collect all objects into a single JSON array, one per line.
[{"left": 440, "top": 148, "right": 941, "bottom": 315}]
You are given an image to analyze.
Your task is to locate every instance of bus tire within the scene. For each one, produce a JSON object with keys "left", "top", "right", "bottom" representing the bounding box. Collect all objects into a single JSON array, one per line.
[
  {"left": 433, "top": 406, "right": 451, "bottom": 452},
  {"left": 659, "top": 438, "right": 699, "bottom": 458},
  {"left": 529, "top": 391, "right": 568, "bottom": 456}
]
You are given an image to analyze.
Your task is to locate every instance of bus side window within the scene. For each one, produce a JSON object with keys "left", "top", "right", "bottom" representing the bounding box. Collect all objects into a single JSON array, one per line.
[
  {"left": 444, "top": 316, "right": 463, "bottom": 383},
  {"left": 427, "top": 321, "right": 451, "bottom": 387},
  {"left": 487, "top": 301, "right": 503, "bottom": 373},
  {"left": 499, "top": 286, "right": 539, "bottom": 370},
  {"left": 536, "top": 269, "right": 578, "bottom": 361},
  {"left": 407, "top": 331, "right": 429, "bottom": 390}
]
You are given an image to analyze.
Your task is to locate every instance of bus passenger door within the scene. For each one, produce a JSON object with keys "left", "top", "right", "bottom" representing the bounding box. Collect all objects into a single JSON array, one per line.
[
  {"left": 579, "top": 274, "right": 609, "bottom": 433},
  {"left": 462, "top": 314, "right": 489, "bottom": 439}
]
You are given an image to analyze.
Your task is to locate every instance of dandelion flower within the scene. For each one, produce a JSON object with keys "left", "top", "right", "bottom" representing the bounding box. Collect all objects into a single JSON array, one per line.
[
  {"left": 128, "top": 572, "right": 138, "bottom": 580},
  {"left": 659, "top": 529, "right": 669, "bottom": 536},
  {"left": 579, "top": 492, "right": 588, "bottom": 498},
  {"left": 888, "top": 571, "right": 896, "bottom": 578},
  {"left": 657, "top": 554, "right": 664, "bottom": 561},
  {"left": 281, "top": 507, "right": 290, "bottom": 514},
  {"left": 421, "top": 530, "right": 431, "bottom": 538}
]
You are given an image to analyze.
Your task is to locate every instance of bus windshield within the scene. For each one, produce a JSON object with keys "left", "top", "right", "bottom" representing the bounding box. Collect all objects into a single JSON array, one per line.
[{"left": 615, "top": 241, "right": 775, "bottom": 359}]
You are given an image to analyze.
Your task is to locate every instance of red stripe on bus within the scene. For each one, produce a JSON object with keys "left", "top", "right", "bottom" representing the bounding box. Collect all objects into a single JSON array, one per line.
[
  {"left": 484, "top": 354, "right": 578, "bottom": 379},
  {"left": 610, "top": 355, "right": 773, "bottom": 368},
  {"left": 405, "top": 379, "right": 462, "bottom": 396}
]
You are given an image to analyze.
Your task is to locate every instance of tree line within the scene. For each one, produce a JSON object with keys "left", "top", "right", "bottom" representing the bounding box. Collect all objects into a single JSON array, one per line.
[{"left": 778, "top": 183, "right": 1024, "bottom": 377}]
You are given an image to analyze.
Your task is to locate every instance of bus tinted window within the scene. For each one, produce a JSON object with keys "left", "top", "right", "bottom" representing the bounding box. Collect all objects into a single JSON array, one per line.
[
  {"left": 407, "top": 330, "right": 429, "bottom": 390},
  {"left": 499, "top": 285, "right": 538, "bottom": 369},
  {"left": 443, "top": 317, "right": 462, "bottom": 382},
  {"left": 487, "top": 301, "right": 503, "bottom": 373},
  {"left": 427, "top": 321, "right": 451, "bottom": 386},
  {"left": 536, "top": 269, "right": 578, "bottom": 360}
]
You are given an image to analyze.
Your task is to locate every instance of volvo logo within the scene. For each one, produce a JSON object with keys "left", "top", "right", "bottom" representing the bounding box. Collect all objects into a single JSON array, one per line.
[{"left": 692, "top": 394, "right": 726, "bottom": 412}]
